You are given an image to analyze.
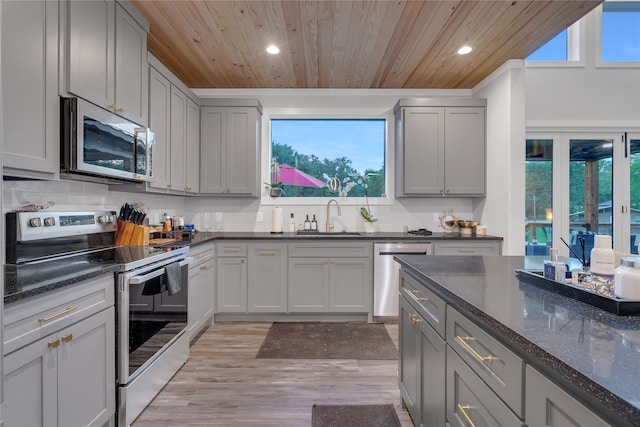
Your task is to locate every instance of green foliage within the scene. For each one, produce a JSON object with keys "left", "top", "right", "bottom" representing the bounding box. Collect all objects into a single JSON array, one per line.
[{"left": 271, "top": 142, "right": 385, "bottom": 197}]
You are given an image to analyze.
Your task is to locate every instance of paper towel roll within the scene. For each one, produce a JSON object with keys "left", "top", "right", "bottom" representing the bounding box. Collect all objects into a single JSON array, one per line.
[{"left": 271, "top": 207, "right": 283, "bottom": 233}]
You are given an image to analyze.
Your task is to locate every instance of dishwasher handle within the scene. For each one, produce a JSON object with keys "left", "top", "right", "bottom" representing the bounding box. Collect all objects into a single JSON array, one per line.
[{"left": 379, "top": 250, "right": 428, "bottom": 256}]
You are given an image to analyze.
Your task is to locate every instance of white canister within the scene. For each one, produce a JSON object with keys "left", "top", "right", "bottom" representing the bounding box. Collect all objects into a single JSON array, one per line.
[
  {"left": 614, "top": 257, "right": 640, "bottom": 300},
  {"left": 590, "top": 235, "right": 615, "bottom": 277}
]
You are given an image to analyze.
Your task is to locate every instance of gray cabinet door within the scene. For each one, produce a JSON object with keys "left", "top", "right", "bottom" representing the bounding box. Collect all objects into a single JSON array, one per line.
[
  {"left": 200, "top": 107, "right": 226, "bottom": 194},
  {"left": 419, "top": 309, "right": 446, "bottom": 427},
  {"left": 226, "top": 107, "right": 260, "bottom": 195},
  {"left": 114, "top": 3, "right": 147, "bottom": 126},
  {"left": 216, "top": 257, "right": 247, "bottom": 313},
  {"left": 447, "top": 347, "right": 524, "bottom": 427},
  {"left": 170, "top": 86, "right": 187, "bottom": 192},
  {"left": 185, "top": 98, "right": 200, "bottom": 194},
  {"left": 2, "top": 0, "right": 59, "bottom": 179},
  {"left": 248, "top": 244, "right": 288, "bottom": 313},
  {"left": 525, "top": 366, "right": 610, "bottom": 427},
  {"left": 399, "top": 296, "right": 421, "bottom": 423},
  {"left": 58, "top": 307, "right": 115, "bottom": 427},
  {"left": 288, "top": 258, "right": 329, "bottom": 312},
  {"left": 148, "top": 67, "right": 172, "bottom": 191},
  {"left": 329, "top": 257, "right": 371, "bottom": 313},
  {"left": 397, "top": 107, "right": 445, "bottom": 196},
  {"left": 444, "top": 107, "right": 485, "bottom": 196},
  {"left": 67, "top": 0, "right": 115, "bottom": 110}
]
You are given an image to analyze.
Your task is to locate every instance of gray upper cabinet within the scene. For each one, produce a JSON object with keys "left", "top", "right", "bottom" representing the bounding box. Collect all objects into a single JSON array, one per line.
[
  {"left": 65, "top": 0, "right": 148, "bottom": 126},
  {"left": 200, "top": 100, "right": 262, "bottom": 196},
  {"left": 170, "top": 86, "right": 188, "bottom": 192},
  {"left": 394, "top": 98, "right": 486, "bottom": 197},
  {"left": 186, "top": 98, "right": 201, "bottom": 194},
  {"left": 148, "top": 67, "right": 172, "bottom": 191},
  {"left": 2, "top": 0, "right": 59, "bottom": 180}
]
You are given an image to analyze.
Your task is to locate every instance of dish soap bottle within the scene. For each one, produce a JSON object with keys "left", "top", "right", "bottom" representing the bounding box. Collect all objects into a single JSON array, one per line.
[
  {"left": 311, "top": 214, "right": 318, "bottom": 231},
  {"left": 304, "top": 215, "right": 311, "bottom": 230},
  {"left": 544, "top": 248, "right": 567, "bottom": 282}
]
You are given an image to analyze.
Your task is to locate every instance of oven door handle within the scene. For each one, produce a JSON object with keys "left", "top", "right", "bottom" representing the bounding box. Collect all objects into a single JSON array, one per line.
[{"left": 128, "top": 257, "right": 194, "bottom": 285}]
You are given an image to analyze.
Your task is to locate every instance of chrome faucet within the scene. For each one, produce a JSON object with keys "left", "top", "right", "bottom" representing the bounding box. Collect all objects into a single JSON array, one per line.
[{"left": 325, "top": 199, "right": 342, "bottom": 232}]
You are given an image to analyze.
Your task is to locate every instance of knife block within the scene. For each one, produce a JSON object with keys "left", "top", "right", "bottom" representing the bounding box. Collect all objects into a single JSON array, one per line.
[{"left": 116, "top": 221, "right": 149, "bottom": 246}]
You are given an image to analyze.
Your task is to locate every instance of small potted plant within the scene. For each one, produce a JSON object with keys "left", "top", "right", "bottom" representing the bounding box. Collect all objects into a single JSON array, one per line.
[{"left": 265, "top": 158, "right": 284, "bottom": 197}]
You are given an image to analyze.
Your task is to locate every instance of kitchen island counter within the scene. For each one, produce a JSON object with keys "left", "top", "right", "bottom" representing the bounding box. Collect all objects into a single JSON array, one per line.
[{"left": 395, "top": 254, "right": 640, "bottom": 426}]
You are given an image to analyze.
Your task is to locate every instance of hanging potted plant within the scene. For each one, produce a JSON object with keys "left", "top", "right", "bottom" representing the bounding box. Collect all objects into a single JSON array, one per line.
[{"left": 264, "top": 159, "right": 284, "bottom": 197}]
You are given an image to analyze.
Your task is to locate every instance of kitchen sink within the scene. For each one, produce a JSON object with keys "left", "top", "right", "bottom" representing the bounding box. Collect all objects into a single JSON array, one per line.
[{"left": 296, "top": 230, "right": 361, "bottom": 237}]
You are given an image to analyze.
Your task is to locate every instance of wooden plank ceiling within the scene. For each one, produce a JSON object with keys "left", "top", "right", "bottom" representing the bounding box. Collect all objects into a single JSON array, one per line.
[{"left": 130, "top": 0, "right": 602, "bottom": 89}]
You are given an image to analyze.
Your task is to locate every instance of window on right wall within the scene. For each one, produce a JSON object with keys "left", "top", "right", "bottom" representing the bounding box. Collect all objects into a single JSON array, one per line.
[{"left": 599, "top": 1, "right": 640, "bottom": 63}]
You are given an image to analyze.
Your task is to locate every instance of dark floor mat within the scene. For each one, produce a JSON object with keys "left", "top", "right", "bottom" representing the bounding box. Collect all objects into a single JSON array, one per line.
[
  {"left": 256, "top": 322, "right": 397, "bottom": 360},
  {"left": 312, "top": 404, "right": 402, "bottom": 427}
]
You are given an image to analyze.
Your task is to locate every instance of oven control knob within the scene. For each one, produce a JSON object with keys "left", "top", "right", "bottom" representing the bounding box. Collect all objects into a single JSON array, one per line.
[
  {"left": 98, "top": 215, "right": 115, "bottom": 224},
  {"left": 43, "top": 217, "right": 56, "bottom": 226},
  {"left": 28, "top": 218, "right": 42, "bottom": 227}
]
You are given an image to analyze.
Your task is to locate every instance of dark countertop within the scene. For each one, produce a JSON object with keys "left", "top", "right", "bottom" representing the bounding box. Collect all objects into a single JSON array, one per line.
[
  {"left": 189, "top": 230, "right": 502, "bottom": 242},
  {"left": 395, "top": 255, "right": 640, "bottom": 427}
]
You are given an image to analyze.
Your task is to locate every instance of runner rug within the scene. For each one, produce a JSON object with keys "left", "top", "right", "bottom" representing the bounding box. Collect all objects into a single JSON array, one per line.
[
  {"left": 255, "top": 322, "right": 397, "bottom": 360},
  {"left": 311, "top": 404, "right": 402, "bottom": 427}
]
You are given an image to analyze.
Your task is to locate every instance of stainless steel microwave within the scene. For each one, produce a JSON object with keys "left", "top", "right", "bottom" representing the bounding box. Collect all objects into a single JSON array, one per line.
[{"left": 61, "top": 97, "right": 154, "bottom": 183}]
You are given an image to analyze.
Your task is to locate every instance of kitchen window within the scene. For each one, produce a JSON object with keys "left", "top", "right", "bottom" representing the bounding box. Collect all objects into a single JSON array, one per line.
[
  {"left": 526, "top": 20, "right": 582, "bottom": 63},
  {"left": 598, "top": 1, "right": 640, "bottom": 64},
  {"left": 267, "top": 118, "right": 387, "bottom": 201}
]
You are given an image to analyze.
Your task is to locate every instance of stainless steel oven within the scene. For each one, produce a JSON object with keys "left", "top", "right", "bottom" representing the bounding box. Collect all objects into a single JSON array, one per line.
[{"left": 116, "top": 247, "right": 193, "bottom": 427}]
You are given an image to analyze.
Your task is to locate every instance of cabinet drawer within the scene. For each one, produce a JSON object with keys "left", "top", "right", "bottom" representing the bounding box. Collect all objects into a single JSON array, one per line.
[
  {"left": 447, "top": 347, "right": 524, "bottom": 427},
  {"left": 4, "top": 274, "right": 114, "bottom": 354},
  {"left": 288, "top": 242, "right": 371, "bottom": 258},
  {"left": 433, "top": 241, "right": 501, "bottom": 255},
  {"left": 216, "top": 242, "right": 247, "bottom": 257},
  {"left": 525, "top": 366, "right": 610, "bottom": 427},
  {"left": 446, "top": 306, "right": 524, "bottom": 417},
  {"left": 190, "top": 242, "right": 215, "bottom": 267},
  {"left": 400, "top": 270, "right": 446, "bottom": 337}
]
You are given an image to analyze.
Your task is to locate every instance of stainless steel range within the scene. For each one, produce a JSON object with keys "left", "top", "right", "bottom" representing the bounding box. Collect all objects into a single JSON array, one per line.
[{"left": 5, "top": 210, "right": 193, "bottom": 427}]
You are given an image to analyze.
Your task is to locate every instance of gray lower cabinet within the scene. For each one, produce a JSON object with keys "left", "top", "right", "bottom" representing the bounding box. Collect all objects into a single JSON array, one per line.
[
  {"left": 216, "top": 243, "right": 248, "bottom": 313},
  {"left": 399, "top": 295, "right": 446, "bottom": 427},
  {"left": 2, "top": 0, "right": 59, "bottom": 180},
  {"left": 248, "top": 243, "right": 288, "bottom": 313},
  {"left": 525, "top": 365, "right": 610, "bottom": 427},
  {"left": 188, "top": 243, "right": 215, "bottom": 340},
  {"left": 433, "top": 240, "right": 502, "bottom": 255},
  {"left": 287, "top": 242, "right": 371, "bottom": 314},
  {"left": 3, "top": 275, "right": 115, "bottom": 426},
  {"left": 447, "top": 347, "right": 523, "bottom": 427}
]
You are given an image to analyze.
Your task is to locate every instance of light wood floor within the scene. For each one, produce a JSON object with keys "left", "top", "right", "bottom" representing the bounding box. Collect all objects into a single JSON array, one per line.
[{"left": 132, "top": 322, "right": 414, "bottom": 427}]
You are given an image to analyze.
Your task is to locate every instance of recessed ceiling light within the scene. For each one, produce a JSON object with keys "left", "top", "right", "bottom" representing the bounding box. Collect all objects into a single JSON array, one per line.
[
  {"left": 266, "top": 45, "right": 280, "bottom": 54},
  {"left": 457, "top": 45, "right": 472, "bottom": 55}
]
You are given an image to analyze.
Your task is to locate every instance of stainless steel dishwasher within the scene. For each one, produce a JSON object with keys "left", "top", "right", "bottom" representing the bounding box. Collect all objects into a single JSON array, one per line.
[{"left": 373, "top": 242, "right": 432, "bottom": 317}]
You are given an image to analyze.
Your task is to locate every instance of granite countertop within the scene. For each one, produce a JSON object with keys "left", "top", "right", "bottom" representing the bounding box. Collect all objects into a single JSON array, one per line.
[
  {"left": 189, "top": 230, "right": 502, "bottom": 242},
  {"left": 395, "top": 254, "right": 640, "bottom": 427}
]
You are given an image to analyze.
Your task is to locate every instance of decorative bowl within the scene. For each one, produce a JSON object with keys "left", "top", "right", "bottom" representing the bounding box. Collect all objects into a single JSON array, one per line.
[{"left": 456, "top": 220, "right": 479, "bottom": 228}]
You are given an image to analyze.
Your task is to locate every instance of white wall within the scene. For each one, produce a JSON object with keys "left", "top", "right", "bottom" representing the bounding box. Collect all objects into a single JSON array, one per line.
[{"left": 473, "top": 61, "right": 527, "bottom": 255}]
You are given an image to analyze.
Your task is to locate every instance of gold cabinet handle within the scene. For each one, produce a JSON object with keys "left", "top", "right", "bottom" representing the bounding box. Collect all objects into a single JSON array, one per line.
[
  {"left": 62, "top": 334, "right": 73, "bottom": 343},
  {"left": 116, "top": 107, "right": 125, "bottom": 113},
  {"left": 457, "top": 404, "right": 477, "bottom": 427},
  {"left": 408, "top": 289, "right": 427, "bottom": 302},
  {"left": 39, "top": 306, "right": 77, "bottom": 322},
  {"left": 48, "top": 339, "right": 60, "bottom": 349},
  {"left": 408, "top": 313, "right": 421, "bottom": 325},
  {"left": 107, "top": 104, "right": 116, "bottom": 110},
  {"left": 240, "top": 259, "right": 245, "bottom": 264},
  {"left": 455, "top": 336, "right": 495, "bottom": 363},
  {"left": 258, "top": 251, "right": 276, "bottom": 256}
]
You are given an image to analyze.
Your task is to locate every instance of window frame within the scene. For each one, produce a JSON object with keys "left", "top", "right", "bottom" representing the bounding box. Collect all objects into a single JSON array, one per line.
[
  {"left": 595, "top": 1, "right": 640, "bottom": 68},
  {"left": 525, "top": 19, "right": 585, "bottom": 67},
  {"left": 260, "top": 108, "right": 395, "bottom": 206}
]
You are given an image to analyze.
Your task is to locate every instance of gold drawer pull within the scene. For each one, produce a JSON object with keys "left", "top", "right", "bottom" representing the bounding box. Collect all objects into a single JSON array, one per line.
[
  {"left": 48, "top": 339, "right": 60, "bottom": 349},
  {"left": 457, "top": 404, "right": 477, "bottom": 427},
  {"left": 408, "top": 313, "right": 421, "bottom": 325},
  {"left": 62, "top": 334, "right": 73, "bottom": 343},
  {"left": 39, "top": 306, "right": 78, "bottom": 322},
  {"left": 408, "top": 289, "right": 427, "bottom": 302},
  {"left": 258, "top": 251, "right": 276, "bottom": 256},
  {"left": 455, "top": 336, "right": 495, "bottom": 363}
]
